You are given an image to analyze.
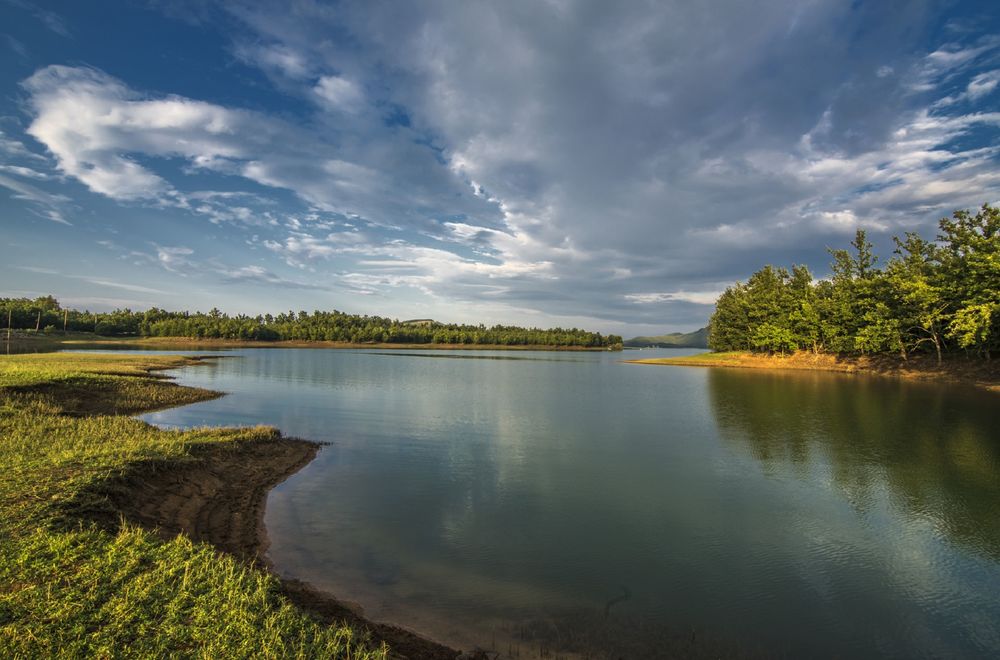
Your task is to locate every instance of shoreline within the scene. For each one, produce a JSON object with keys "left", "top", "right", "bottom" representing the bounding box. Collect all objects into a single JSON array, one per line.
[
  {"left": 4, "top": 333, "right": 618, "bottom": 353},
  {"left": 93, "top": 358, "right": 467, "bottom": 659},
  {"left": 3, "top": 352, "right": 465, "bottom": 659},
  {"left": 625, "top": 351, "right": 1000, "bottom": 394},
  {"left": 75, "top": 432, "right": 464, "bottom": 660},
  {"left": 108, "top": 358, "right": 748, "bottom": 659}
]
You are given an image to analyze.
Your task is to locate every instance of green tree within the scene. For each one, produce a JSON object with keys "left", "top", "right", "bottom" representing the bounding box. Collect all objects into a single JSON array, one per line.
[
  {"left": 949, "top": 304, "right": 994, "bottom": 355},
  {"left": 886, "top": 233, "right": 948, "bottom": 363},
  {"left": 704, "top": 204, "right": 999, "bottom": 362},
  {"left": 855, "top": 302, "right": 903, "bottom": 356},
  {"left": 709, "top": 284, "right": 752, "bottom": 351},
  {"left": 750, "top": 323, "right": 796, "bottom": 355},
  {"left": 937, "top": 204, "right": 1000, "bottom": 358}
]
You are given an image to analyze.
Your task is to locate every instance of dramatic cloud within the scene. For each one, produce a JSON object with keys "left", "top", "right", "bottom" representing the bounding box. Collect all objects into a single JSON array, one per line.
[
  {"left": 4, "top": 1, "right": 1000, "bottom": 332},
  {"left": 218, "top": 0, "right": 1000, "bottom": 329},
  {"left": 21, "top": 64, "right": 495, "bottom": 229}
]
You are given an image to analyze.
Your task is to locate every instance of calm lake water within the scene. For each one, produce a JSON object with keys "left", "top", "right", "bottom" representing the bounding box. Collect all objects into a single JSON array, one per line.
[{"left": 136, "top": 348, "right": 1000, "bottom": 658}]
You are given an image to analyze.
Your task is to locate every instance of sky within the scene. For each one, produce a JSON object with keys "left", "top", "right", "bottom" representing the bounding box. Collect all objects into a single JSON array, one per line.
[{"left": 1, "top": 1, "right": 999, "bottom": 336}]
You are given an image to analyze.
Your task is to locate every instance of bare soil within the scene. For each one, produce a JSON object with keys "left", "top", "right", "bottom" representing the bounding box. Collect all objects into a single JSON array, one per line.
[{"left": 68, "top": 437, "right": 468, "bottom": 659}]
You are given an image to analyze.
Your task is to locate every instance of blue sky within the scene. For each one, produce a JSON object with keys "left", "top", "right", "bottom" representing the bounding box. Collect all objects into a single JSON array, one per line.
[{"left": 1, "top": 1, "right": 999, "bottom": 335}]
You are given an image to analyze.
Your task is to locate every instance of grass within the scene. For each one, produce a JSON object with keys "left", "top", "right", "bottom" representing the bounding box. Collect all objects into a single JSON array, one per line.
[
  {"left": 627, "top": 351, "right": 741, "bottom": 364},
  {"left": 626, "top": 350, "right": 1000, "bottom": 392},
  {"left": 0, "top": 353, "right": 387, "bottom": 658}
]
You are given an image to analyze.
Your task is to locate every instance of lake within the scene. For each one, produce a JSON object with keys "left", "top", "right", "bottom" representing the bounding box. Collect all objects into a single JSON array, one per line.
[{"left": 137, "top": 347, "right": 1000, "bottom": 658}]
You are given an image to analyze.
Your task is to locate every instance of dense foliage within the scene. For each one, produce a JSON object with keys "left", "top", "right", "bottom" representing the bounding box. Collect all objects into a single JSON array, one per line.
[
  {"left": 0, "top": 298, "right": 622, "bottom": 348},
  {"left": 709, "top": 204, "right": 1000, "bottom": 361}
]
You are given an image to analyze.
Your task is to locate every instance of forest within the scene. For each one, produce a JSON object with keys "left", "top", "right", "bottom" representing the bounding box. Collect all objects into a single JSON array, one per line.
[
  {"left": 708, "top": 204, "right": 1000, "bottom": 361},
  {"left": 0, "top": 297, "right": 622, "bottom": 349}
]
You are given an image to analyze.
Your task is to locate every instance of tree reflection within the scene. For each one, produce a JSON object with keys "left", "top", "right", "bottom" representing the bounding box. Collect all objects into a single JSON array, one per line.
[{"left": 708, "top": 369, "right": 1000, "bottom": 560}]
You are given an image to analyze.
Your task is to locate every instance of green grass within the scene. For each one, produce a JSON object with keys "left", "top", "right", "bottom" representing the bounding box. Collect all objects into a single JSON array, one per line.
[
  {"left": 626, "top": 351, "right": 735, "bottom": 364},
  {"left": 0, "top": 353, "right": 387, "bottom": 658}
]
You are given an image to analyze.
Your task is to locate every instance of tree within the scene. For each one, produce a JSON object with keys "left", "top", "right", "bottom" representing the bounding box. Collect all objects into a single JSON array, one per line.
[
  {"left": 948, "top": 304, "right": 995, "bottom": 358},
  {"left": 709, "top": 284, "right": 752, "bottom": 351},
  {"left": 703, "top": 204, "right": 998, "bottom": 362},
  {"left": 855, "top": 303, "right": 903, "bottom": 357},
  {"left": 886, "top": 233, "right": 948, "bottom": 363},
  {"left": 937, "top": 204, "right": 1000, "bottom": 358},
  {"left": 786, "top": 265, "right": 820, "bottom": 351},
  {"left": 750, "top": 323, "right": 796, "bottom": 355},
  {"left": 851, "top": 229, "right": 878, "bottom": 279}
]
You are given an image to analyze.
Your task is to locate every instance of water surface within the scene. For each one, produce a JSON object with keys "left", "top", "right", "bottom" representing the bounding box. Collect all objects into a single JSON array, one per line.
[{"left": 140, "top": 348, "right": 1000, "bottom": 658}]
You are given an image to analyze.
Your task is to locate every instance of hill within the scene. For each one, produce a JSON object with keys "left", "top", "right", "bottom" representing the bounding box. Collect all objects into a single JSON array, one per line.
[{"left": 624, "top": 327, "right": 709, "bottom": 348}]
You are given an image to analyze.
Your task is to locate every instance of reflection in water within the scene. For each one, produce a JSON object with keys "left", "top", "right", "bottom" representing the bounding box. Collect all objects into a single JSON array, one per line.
[
  {"left": 363, "top": 351, "right": 591, "bottom": 362},
  {"left": 138, "top": 349, "right": 1000, "bottom": 659},
  {"left": 708, "top": 369, "right": 1000, "bottom": 560}
]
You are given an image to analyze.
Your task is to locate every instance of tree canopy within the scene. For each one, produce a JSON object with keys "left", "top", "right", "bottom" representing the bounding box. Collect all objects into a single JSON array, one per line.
[
  {"left": 708, "top": 204, "right": 1000, "bottom": 361},
  {"left": 0, "top": 297, "right": 622, "bottom": 349}
]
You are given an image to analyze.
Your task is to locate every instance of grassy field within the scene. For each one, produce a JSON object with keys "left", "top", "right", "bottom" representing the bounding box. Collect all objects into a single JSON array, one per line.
[{"left": 0, "top": 353, "right": 387, "bottom": 658}]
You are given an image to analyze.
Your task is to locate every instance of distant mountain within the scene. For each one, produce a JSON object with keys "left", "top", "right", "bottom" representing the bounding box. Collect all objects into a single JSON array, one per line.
[{"left": 624, "top": 327, "right": 708, "bottom": 348}]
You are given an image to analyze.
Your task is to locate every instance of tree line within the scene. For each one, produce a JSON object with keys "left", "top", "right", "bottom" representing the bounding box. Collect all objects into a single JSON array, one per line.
[
  {"left": 0, "top": 297, "right": 622, "bottom": 349},
  {"left": 708, "top": 204, "right": 1000, "bottom": 361}
]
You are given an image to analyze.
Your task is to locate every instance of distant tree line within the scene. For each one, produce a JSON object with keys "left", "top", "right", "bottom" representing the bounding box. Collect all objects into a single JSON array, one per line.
[
  {"left": 709, "top": 204, "right": 1000, "bottom": 362},
  {"left": 0, "top": 296, "right": 622, "bottom": 349}
]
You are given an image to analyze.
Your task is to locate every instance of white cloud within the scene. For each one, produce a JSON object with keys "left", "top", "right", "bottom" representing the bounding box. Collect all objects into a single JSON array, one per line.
[
  {"left": 236, "top": 43, "right": 313, "bottom": 80},
  {"left": 625, "top": 291, "right": 721, "bottom": 305},
  {"left": 74, "top": 277, "right": 170, "bottom": 295},
  {"left": 966, "top": 70, "right": 1000, "bottom": 100},
  {"left": 813, "top": 209, "right": 889, "bottom": 233},
  {"left": 0, "top": 164, "right": 51, "bottom": 179},
  {"left": 22, "top": 65, "right": 490, "bottom": 230},
  {"left": 218, "top": 265, "right": 331, "bottom": 290},
  {"left": 262, "top": 228, "right": 554, "bottom": 300},
  {"left": 313, "top": 75, "right": 364, "bottom": 111},
  {"left": 154, "top": 245, "right": 195, "bottom": 272},
  {"left": 923, "top": 40, "right": 998, "bottom": 74},
  {"left": 13, "top": 265, "right": 58, "bottom": 274},
  {"left": 31, "top": 208, "right": 70, "bottom": 225},
  {"left": 0, "top": 173, "right": 70, "bottom": 224},
  {"left": 0, "top": 130, "right": 46, "bottom": 161},
  {"left": 263, "top": 233, "right": 340, "bottom": 263}
]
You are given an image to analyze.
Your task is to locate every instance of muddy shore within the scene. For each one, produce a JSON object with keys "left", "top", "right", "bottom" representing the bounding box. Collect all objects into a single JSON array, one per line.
[{"left": 71, "top": 436, "right": 466, "bottom": 660}]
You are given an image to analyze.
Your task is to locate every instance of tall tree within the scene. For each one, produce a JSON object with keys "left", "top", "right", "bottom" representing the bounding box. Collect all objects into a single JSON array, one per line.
[{"left": 938, "top": 205, "right": 1000, "bottom": 358}]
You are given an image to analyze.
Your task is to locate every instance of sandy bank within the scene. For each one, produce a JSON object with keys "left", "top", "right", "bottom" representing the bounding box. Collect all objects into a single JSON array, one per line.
[{"left": 626, "top": 351, "right": 1000, "bottom": 393}]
